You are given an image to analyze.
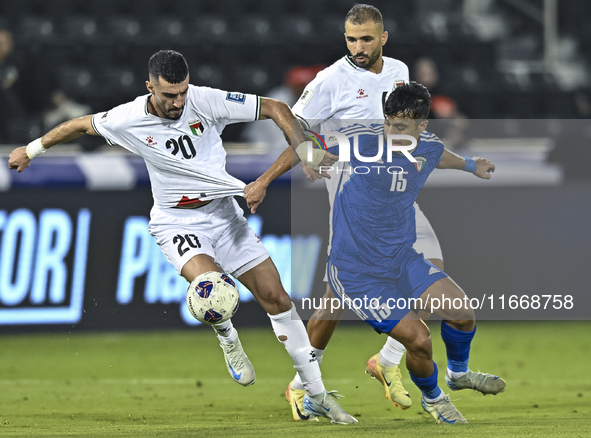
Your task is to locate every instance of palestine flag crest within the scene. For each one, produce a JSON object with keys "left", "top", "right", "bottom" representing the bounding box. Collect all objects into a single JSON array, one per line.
[
  {"left": 189, "top": 119, "right": 204, "bottom": 136},
  {"left": 414, "top": 156, "right": 427, "bottom": 172}
]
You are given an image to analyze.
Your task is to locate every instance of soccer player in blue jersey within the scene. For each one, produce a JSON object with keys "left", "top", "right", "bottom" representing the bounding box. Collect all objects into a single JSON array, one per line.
[{"left": 321, "top": 81, "right": 505, "bottom": 423}]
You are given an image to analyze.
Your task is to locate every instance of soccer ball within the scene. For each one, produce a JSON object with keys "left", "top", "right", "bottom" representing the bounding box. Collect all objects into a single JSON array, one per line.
[{"left": 186, "top": 271, "right": 240, "bottom": 324}]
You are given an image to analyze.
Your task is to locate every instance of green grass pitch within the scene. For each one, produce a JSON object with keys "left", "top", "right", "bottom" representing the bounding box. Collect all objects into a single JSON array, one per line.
[{"left": 1, "top": 321, "right": 590, "bottom": 437}]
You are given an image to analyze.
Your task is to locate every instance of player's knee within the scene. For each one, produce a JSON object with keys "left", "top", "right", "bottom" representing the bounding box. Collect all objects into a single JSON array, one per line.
[
  {"left": 450, "top": 306, "right": 475, "bottom": 325},
  {"left": 315, "top": 306, "right": 346, "bottom": 320},
  {"left": 447, "top": 317, "right": 476, "bottom": 332},
  {"left": 260, "top": 287, "right": 292, "bottom": 312},
  {"left": 322, "top": 287, "right": 337, "bottom": 300},
  {"left": 405, "top": 331, "right": 432, "bottom": 360}
]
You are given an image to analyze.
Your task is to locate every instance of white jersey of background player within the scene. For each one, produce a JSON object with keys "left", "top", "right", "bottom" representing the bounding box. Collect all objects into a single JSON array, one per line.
[
  {"left": 292, "top": 56, "right": 436, "bottom": 252},
  {"left": 288, "top": 5, "right": 442, "bottom": 415},
  {"left": 291, "top": 53, "right": 443, "bottom": 260},
  {"left": 8, "top": 50, "right": 357, "bottom": 424}
]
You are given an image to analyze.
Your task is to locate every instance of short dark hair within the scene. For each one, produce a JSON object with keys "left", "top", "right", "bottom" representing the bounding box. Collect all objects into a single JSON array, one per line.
[
  {"left": 384, "top": 82, "right": 431, "bottom": 120},
  {"left": 345, "top": 4, "right": 384, "bottom": 30},
  {"left": 148, "top": 50, "right": 189, "bottom": 84}
]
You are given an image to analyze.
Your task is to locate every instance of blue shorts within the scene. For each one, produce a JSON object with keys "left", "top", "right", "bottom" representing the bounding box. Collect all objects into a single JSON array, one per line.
[{"left": 327, "top": 245, "right": 448, "bottom": 334}]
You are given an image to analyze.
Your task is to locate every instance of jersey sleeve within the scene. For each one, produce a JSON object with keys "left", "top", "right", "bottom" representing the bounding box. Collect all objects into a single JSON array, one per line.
[
  {"left": 200, "top": 88, "right": 260, "bottom": 125},
  {"left": 401, "top": 61, "right": 410, "bottom": 82},
  {"left": 91, "top": 103, "right": 138, "bottom": 154},
  {"left": 422, "top": 134, "right": 445, "bottom": 174},
  {"left": 291, "top": 75, "right": 335, "bottom": 129}
]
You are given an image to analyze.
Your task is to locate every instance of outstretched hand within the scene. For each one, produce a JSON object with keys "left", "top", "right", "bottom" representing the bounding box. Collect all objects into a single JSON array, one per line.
[
  {"left": 472, "top": 157, "right": 495, "bottom": 179},
  {"left": 8, "top": 146, "right": 31, "bottom": 173},
  {"left": 244, "top": 180, "right": 267, "bottom": 213},
  {"left": 301, "top": 150, "right": 338, "bottom": 182}
]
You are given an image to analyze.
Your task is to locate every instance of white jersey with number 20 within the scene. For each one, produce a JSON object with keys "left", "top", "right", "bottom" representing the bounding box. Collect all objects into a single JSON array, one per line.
[{"left": 91, "top": 85, "right": 261, "bottom": 209}]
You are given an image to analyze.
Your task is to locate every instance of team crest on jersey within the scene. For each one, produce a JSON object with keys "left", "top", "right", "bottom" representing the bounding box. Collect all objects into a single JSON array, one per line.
[
  {"left": 189, "top": 119, "right": 204, "bottom": 136},
  {"left": 299, "top": 88, "right": 314, "bottom": 106},
  {"left": 414, "top": 156, "right": 427, "bottom": 172},
  {"left": 226, "top": 92, "right": 246, "bottom": 104}
]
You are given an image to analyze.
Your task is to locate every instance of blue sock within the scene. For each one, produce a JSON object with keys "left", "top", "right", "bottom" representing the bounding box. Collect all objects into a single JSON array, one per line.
[
  {"left": 441, "top": 321, "right": 476, "bottom": 373},
  {"left": 410, "top": 361, "right": 443, "bottom": 400}
]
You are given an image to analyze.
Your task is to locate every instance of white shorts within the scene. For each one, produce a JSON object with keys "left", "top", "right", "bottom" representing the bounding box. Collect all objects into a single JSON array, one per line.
[
  {"left": 148, "top": 197, "right": 269, "bottom": 278},
  {"left": 412, "top": 202, "right": 443, "bottom": 261}
]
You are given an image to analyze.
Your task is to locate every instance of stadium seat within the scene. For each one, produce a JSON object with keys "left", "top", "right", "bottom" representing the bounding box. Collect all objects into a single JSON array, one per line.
[
  {"left": 277, "top": 16, "right": 315, "bottom": 43},
  {"left": 141, "top": 17, "right": 187, "bottom": 46},
  {"left": 102, "top": 67, "right": 137, "bottom": 93},
  {"left": 102, "top": 17, "right": 143, "bottom": 45},
  {"left": 17, "top": 16, "right": 57, "bottom": 44},
  {"left": 186, "top": 15, "right": 229, "bottom": 43},
  {"left": 232, "top": 16, "right": 273, "bottom": 43},
  {"left": 188, "top": 64, "right": 225, "bottom": 89},
  {"left": 58, "top": 16, "right": 99, "bottom": 45},
  {"left": 58, "top": 66, "right": 95, "bottom": 99},
  {"left": 227, "top": 65, "right": 270, "bottom": 95}
]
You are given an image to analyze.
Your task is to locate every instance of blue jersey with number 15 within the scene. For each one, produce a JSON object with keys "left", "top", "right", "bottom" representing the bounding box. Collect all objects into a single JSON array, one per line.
[{"left": 327, "top": 124, "right": 444, "bottom": 270}]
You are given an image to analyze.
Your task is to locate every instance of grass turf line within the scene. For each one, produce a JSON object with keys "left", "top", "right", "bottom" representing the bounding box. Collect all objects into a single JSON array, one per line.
[{"left": 0, "top": 321, "right": 590, "bottom": 437}]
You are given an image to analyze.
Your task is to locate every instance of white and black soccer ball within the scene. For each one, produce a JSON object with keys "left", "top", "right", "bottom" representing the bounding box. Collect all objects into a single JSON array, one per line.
[{"left": 186, "top": 271, "right": 240, "bottom": 324}]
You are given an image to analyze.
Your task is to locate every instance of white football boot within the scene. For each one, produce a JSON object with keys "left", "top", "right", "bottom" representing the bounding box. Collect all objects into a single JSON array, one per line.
[
  {"left": 219, "top": 337, "right": 256, "bottom": 386},
  {"left": 303, "top": 390, "right": 358, "bottom": 424}
]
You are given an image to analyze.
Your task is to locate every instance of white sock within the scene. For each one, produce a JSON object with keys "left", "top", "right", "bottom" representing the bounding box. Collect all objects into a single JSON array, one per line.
[
  {"left": 268, "top": 303, "right": 325, "bottom": 396},
  {"left": 292, "top": 347, "right": 325, "bottom": 391},
  {"left": 379, "top": 336, "right": 406, "bottom": 367},
  {"left": 211, "top": 319, "right": 238, "bottom": 343},
  {"left": 447, "top": 368, "right": 467, "bottom": 380},
  {"left": 423, "top": 389, "right": 445, "bottom": 403}
]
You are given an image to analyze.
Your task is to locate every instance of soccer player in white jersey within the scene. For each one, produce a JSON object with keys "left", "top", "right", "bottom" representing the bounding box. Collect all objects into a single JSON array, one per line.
[
  {"left": 7, "top": 50, "right": 356, "bottom": 425},
  {"left": 244, "top": 4, "right": 495, "bottom": 421}
]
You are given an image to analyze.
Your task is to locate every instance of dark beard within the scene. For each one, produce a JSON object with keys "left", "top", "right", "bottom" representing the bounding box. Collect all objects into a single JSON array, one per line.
[{"left": 351, "top": 49, "right": 380, "bottom": 69}]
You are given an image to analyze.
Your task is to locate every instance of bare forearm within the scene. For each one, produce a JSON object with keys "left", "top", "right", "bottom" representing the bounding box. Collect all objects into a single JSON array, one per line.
[
  {"left": 41, "top": 115, "right": 97, "bottom": 148},
  {"left": 259, "top": 98, "right": 306, "bottom": 152},
  {"left": 436, "top": 148, "right": 466, "bottom": 170},
  {"left": 437, "top": 149, "right": 495, "bottom": 179},
  {"left": 256, "top": 147, "right": 300, "bottom": 187}
]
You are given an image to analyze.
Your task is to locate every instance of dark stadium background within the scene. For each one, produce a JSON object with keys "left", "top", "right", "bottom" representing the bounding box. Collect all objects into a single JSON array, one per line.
[{"left": 0, "top": 0, "right": 590, "bottom": 332}]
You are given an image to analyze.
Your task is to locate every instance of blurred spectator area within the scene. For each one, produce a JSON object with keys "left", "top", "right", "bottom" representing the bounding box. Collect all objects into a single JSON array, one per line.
[{"left": 0, "top": 0, "right": 589, "bottom": 135}]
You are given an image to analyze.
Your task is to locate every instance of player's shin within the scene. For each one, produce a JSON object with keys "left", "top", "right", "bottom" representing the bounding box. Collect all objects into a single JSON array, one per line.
[
  {"left": 268, "top": 303, "right": 325, "bottom": 395},
  {"left": 441, "top": 321, "right": 475, "bottom": 378},
  {"left": 409, "top": 361, "right": 443, "bottom": 402},
  {"left": 291, "top": 347, "right": 325, "bottom": 391}
]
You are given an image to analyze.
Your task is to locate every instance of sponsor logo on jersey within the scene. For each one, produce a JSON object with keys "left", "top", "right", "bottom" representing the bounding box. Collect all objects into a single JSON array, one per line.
[
  {"left": 146, "top": 136, "right": 157, "bottom": 146},
  {"left": 299, "top": 88, "right": 314, "bottom": 106},
  {"left": 226, "top": 92, "right": 246, "bottom": 104},
  {"left": 428, "top": 266, "right": 440, "bottom": 275},
  {"left": 414, "top": 156, "right": 427, "bottom": 172},
  {"left": 356, "top": 88, "right": 368, "bottom": 99},
  {"left": 99, "top": 112, "right": 109, "bottom": 123},
  {"left": 189, "top": 119, "right": 204, "bottom": 136},
  {"left": 326, "top": 135, "right": 339, "bottom": 147}
]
